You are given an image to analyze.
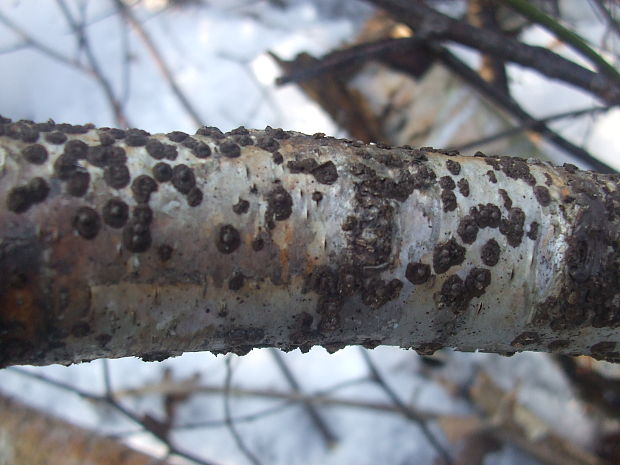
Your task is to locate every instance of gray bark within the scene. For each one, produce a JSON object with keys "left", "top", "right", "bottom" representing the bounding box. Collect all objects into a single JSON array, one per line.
[{"left": 1, "top": 118, "right": 619, "bottom": 367}]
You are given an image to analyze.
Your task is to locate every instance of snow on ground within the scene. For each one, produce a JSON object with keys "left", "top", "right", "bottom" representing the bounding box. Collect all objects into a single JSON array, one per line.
[{"left": 0, "top": 1, "right": 612, "bottom": 464}]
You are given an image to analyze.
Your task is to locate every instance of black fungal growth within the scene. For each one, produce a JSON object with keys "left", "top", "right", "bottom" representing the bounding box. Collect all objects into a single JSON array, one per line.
[
  {"left": 66, "top": 171, "right": 90, "bottom": 197},
  {"left": 312, "top": 161, "right": 338, "bottom": 185},
  {"left": 499, "top": 207, "right": 525, "bottom": 247},
  {"left": 73, "top": 207, "right": 101, "bottom": 240},
  {"left": 186, "top": 187, "right": 203, "bottom": 207},
  {"left": 405, "top": 262, "right": 431, "bottom": 284},
  {"left": 441, "top": 190, "right": 457, "bottom": 212},
  {"left": 22, "top": 144, "right": 48, "bottom": 164},
  {"left": 123, "top": 220, "right": 152, "bottom": 253},
  {"left": 158, "top": 244, "right": 173, "bottom": 262},
  {"left": 265, "top": 185, "right": 293, "bottom": 229},
  {"left": 457, "top": 178, "right": 470, "bottom": 197},
  {"left": 6, "top": 178, "right": 49, "bottom": 213},
  {"left": 232, "top": 198, "right": 250, "bottom": 214},
  {"left": 152, "top": 162, "right": 173, "bottom": 183},
  {"left": 471, "top": 203, "right": 501, "bottom": 229},
  {"left": 219, "top": 141, "right": 241, "bottom": 158},
  {"left": 171, "top": 164, "right": 196, "bottom": 194},
  {"left": 103, "top": 198, "right": 129, "bottom": 228},
  {"left": 446, "top": 159, "right": 461, "bottom": 176},
  {"left": 534, "top": 185, "right": 551, "bottom": 206},
  {"left": 216, "top": 224, "right": 241, "bottom": 254},
  {"left": 433, "top": 238, "right": 466, "bottom": 274},
  {"left": 480, "top": 239, "right": 500, "bottom": 266},
  {"left": 457, "top": 215, "right": 479, "bottom": 244},
  {"left": 439, "top": 176, "right": 455, "bottom": 190},
  {"left": 131, "top": 175, "right": 158, "bottom": 203},
  {"left": 104, "top": 163, "right": 131, "bottom": 189}
]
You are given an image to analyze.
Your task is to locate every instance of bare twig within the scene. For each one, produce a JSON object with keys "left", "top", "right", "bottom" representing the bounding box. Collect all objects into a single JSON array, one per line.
[
  {"left": 359, "top": 348, "right": 453, "bottom": 465},
  {"left": 224, "top": 357, "right": 264, "bottom": 465},
  {"left": 431, "top": 44, "right": 616, "bottom": 173},
  {"left": 268, "top": 348, "right": 338, "bottom": 448},
  {"left": 505, "top": 0, "right": 620, "bottom": 82},
  {"left": 55, "top": 0, "right": 130, "bottom": 127},
  {"left": 112, "top": 0, "right": 204, "bottom": 127},
  {"left": 367, "top": 0, "right": 620, "bottom": 105},
  {"left": 7, "top": 367, "right": 224, "bottom": 465},
  {"left": 449, "top": 106, "right": 610, "bottom": 152}
]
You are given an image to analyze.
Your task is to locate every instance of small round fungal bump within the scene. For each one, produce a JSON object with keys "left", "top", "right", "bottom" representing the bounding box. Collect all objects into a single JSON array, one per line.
[
  {"left": 486, "top": 170, "right": 497, "bottom": 183},
  {"left": 123, "top": 220, "right": 152, "bottom": 253},
  {"left": 228, "top": 272, "right": 245, "bottom": 291},
  {"left": 446, "top": 159, "right": 461, "bottom": 176},
  {"left": 457, "top": 178, "right": 469, "bottom": 197},
  {"left": 187, "top": 187, "right": 203, "bottom": 207},
  {"left": 64, "top": 139, "right": 89, "bottom": 159},
  {"left": 103, "top": 198, "right": 129, "bottom": 228},
  {"left": 73, "top": 206, "right": 101, "bottom": 240},
  {"left": 6, "top": 185, "right": 33, "bottom": 213},
  {"left": 133, "top": 204, "right": 153, "bottom": 225},
  {"left": 257, "top": 135, "right": 279, "bottom": 152},
  {"left": 312, "top": 161, "right": 338, "bottom": 185},
  {"left": 465, "top": 267, "right": 491, "bottom": 297},
  {"left": 232, "top": 198, "right": 249, "bottom": 214},
  {"left": 153, "top": 162, "right": 173, "bottom": 183},
  {"left": 183, "top": 138, "right": 211, "bottom": 158},
  {"left": 441, "top": 189, "right": 457, "bottom": 212},
  {"left": 66, "top": 170, "right": 90, "bottom": 197},
  {"left": 167, "top": 131, "right": 188, "bottom": 142},
  {"left": 45, "top": 131, "right": 67, "bottom": 144},
  {"left": 480, "top": 239, "right": 500, "bottom": 267},
  {"left": 131, "top": 175, "right": 158, "bottom": 203},
  {"left": 534, "top": 185, "right": 551, "bottom": 207},
  {"left": 157, "top": 244, "right": 173, "bottom": 262},
  {"left": 125, "top": 128, "right": 149, "bottom": 146},
  {"left": 104, "top": 163, "right": 131, "bottom": 189},
  {"left": 433, "top": 238, "right": 466, "bottom": 274},
  {"left": 146, "top": 138, "right": 166, "bottom": 160},
  {"left": 272, "top": 152, "right": 283, "bottom": 164},
  {"left": 219, "top": 141, "right": 241, "bottom": 158},
  {"left": 216, "top": 224, "right": 241, "bottom": 254},
  {"left": 22, "top": 144, "right": 48, "bottom": 164},
  {"left": 439, "top": 176, "right": 455, "bottom": 190},
  {"left": 312, "top": 191, "right": 323, "bottom": 203},
  {"left": 457, "top": 215, "right": 479, "bottom": 244},
  {"left": 405, "top": 262, "right": 431, "bottom": 285},
  {"left": 171, "top": 164, "right": 196, "bottom": 194}
]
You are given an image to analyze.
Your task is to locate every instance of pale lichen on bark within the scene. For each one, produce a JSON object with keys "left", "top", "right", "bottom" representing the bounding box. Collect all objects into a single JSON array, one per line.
[{"left": 0, "top": 117, "right": 619, "bottom": 366}]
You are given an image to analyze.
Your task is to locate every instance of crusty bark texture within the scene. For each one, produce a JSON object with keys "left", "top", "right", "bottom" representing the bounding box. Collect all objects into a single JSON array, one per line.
[{"left": 1, "top": 117, "right": 619, "bottom": 366}]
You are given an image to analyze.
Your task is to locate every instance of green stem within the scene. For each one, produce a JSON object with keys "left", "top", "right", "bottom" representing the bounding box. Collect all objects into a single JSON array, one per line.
[{"left": 505, "top": 0, "right": 620, "bottom": 83}]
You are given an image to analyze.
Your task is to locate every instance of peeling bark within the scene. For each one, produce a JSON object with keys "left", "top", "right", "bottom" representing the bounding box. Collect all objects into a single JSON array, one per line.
[{"left": 0, "top": 118, "right": 619, "bottom": 367}]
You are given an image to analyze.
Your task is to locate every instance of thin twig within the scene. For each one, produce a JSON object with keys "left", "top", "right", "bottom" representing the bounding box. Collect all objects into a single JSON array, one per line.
[
  {"left": 449, "top": 106, "right": 610, "bottom": 152},
  {"left": 268, "top": 348, "right": 338, "bottom": 447},
  {"left": 367, "top": 0, "right": 620, "bottom": 105},
  {"left": 359, "top": 348, "right": 453, "bottom": 465},
  {"left": 431, "top": 44, "right": 616, "bottom": 173},
  {"left": 505, "top": 0, "right": 620, "bottom": 82},
  {"left": 112, "top": 0, "right": 204, "bottom": 127},
  {"left": 224, "top": 357, "right": 264, "bottom": 465},
  {"left": 7, "top": 367, "right": 223, "bottom": 465},
  {"left": 55, "top": 0, "right": 130, "bottom": 127}
]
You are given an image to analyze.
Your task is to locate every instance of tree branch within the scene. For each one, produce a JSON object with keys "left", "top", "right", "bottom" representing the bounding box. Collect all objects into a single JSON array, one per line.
[
  {"left": 367, "top": 0, "right": 620, "bottom": 105},
  {"left": 1, "top": 117, "right": 619, "bottom": 367}
]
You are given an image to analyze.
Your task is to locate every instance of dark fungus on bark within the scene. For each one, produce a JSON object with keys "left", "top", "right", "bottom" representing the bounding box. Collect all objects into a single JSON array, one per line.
[
  {"left": 406, "top": 262, "right": 431, "bottom": 284},
  {"left": 216, "top": 224, "right": 241, "bottom": 254},
  {"left": 433, "top": 238, "right": 466, "bottom": 274}
]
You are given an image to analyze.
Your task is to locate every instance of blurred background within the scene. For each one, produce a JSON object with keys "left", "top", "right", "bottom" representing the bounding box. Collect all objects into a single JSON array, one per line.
[{"left": 1, "top": 1, "right": 620, "bottom": 464}]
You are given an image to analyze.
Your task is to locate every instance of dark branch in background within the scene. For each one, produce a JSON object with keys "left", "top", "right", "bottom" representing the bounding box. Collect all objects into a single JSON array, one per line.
[
  {"left": 112, "top": 0, "right": 204, "bottom": 127},
  {"left": 449, "top": 105, "right": 610, "bottom": 152},
  {"left": 268, "top": 348, "right": 339, "bottom": 448},
  {"left": 589, "top": 0, "right": 620, "bottom": 43},
  {"left": 359, "top": 348, "right": 453, "bottom": 465},
  {"left": 7, "top": 367, "right": 222, "bottom": 465},
  {"left": 275, "top": 36, "right": 614, "bottom": 172},
  {"left": 55, "top": 0, "right": 130, "bottom": 128},
  {"left": 367, "top": 0, "right": 620, "bottom": 105},
  {"left": 431, "top": 44, "right": 616, "bottom": 173},
  {"left": 505, "top": 0, "right": 620, "bottom": 82},
  {"left": 224, "top": 357, "right": 264, "bottom": 465},
  {"left": 467, "top": 0, "right": 509, "bottom": 94}
]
